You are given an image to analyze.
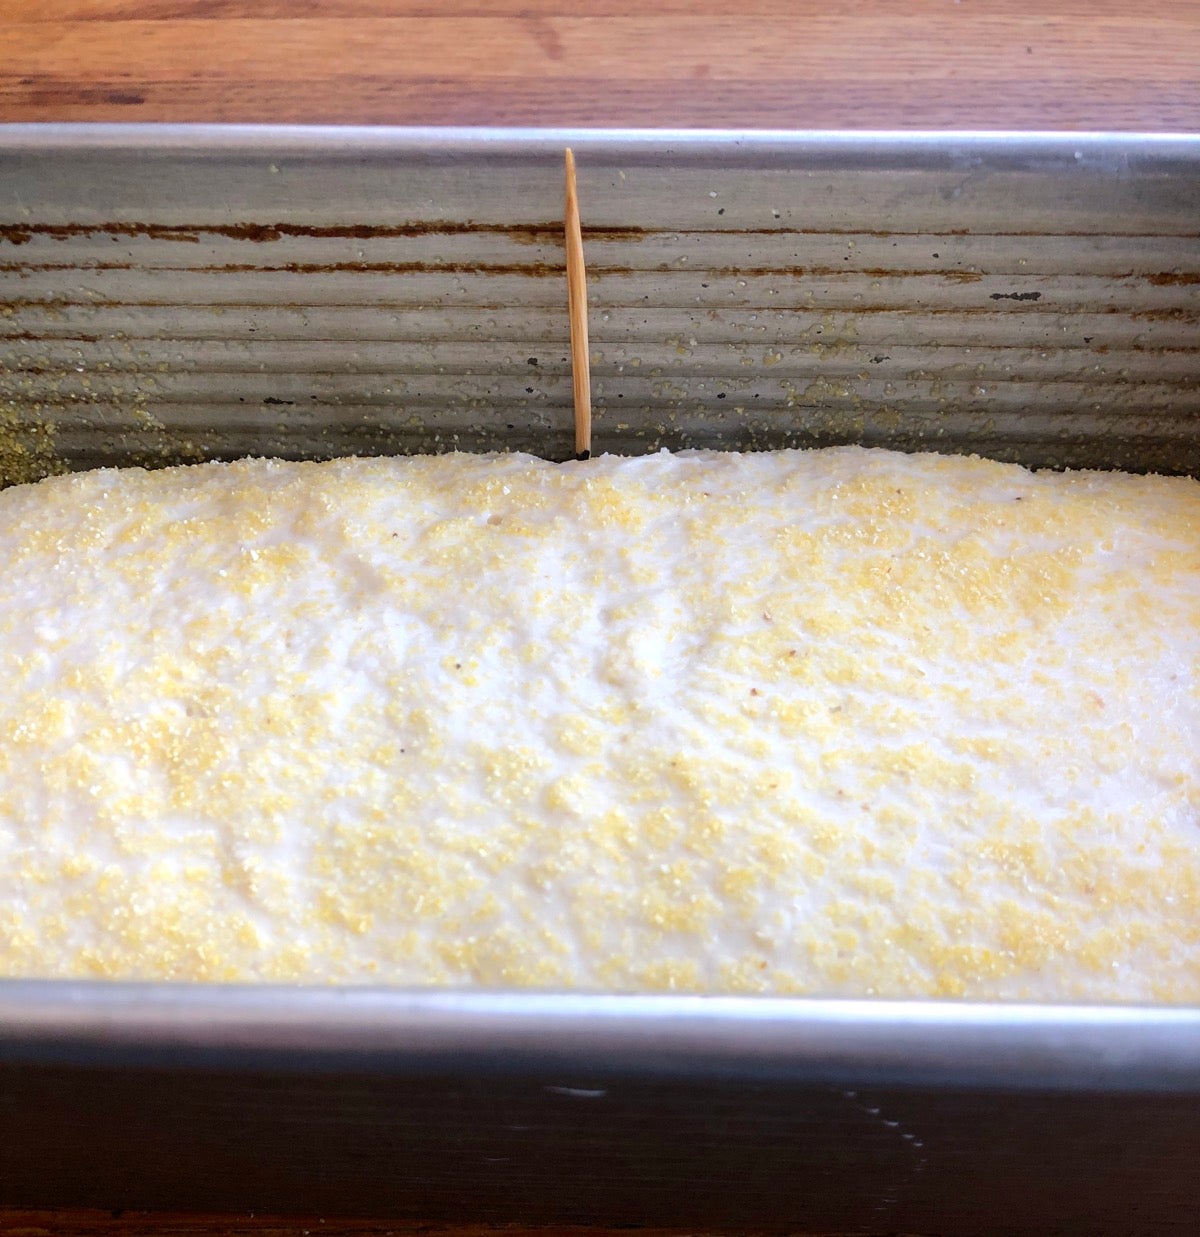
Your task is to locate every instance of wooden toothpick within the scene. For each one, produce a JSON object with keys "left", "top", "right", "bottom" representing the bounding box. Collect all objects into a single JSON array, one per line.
[{"left": 564, "top": 148, "right": 592, "bottom": 461}]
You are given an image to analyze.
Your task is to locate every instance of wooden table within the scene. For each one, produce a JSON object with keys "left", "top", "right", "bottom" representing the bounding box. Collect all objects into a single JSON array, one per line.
[{"left": 2, "top": 0, "right": 1199, "bottom": 129}]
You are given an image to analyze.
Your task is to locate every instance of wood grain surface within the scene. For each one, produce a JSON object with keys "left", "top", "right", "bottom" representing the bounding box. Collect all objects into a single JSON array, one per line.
[
  {"left": 0, "top": 1213, "right": 714, "bottom": 1237},
  {"left": 0, "top": 1213, "right": 867, "bottom": 1237},
  {"left": 2, "top": 0, "right": 1199, "bottom": 129},
  {"left": 0, "top": 1213, "right": 723, "bottom": 1237},
  {"left": 0, "top": 1213, "right": 906, "bottom": 1237}
]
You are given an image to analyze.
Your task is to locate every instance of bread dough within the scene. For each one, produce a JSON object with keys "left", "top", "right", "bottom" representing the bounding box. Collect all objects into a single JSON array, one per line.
[{"left": 0, "top": 447, "right": 1196, "bottom": 999}]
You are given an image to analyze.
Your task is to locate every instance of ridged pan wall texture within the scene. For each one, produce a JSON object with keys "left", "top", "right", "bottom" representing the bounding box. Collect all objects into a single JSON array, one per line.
[{"left": 1, "top": 133, "right": 1198, "bottom": 480}]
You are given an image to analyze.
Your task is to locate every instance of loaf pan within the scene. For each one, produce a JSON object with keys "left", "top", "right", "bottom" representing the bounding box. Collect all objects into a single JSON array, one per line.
[{"left": 1, "top": 126, "right": 1199, "bottom": 1236}]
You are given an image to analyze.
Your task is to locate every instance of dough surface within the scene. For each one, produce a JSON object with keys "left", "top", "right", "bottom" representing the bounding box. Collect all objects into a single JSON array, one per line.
[{"left": 0, "top": 447, "right": 1197, "bottom": 999}]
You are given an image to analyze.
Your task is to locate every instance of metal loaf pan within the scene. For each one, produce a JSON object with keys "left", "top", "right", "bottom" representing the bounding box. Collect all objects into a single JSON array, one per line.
[{"left": 1, "top": 126, "right": 1199, "bottom": 1235}]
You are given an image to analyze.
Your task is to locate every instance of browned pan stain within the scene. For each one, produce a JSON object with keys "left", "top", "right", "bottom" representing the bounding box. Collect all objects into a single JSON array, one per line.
[
  {"left": 4, "top": 223, "right": 1199, "bottom": 246},
  {"left": 0, "top": 261, "right": 572, "bottom": 276},
  {"left": 0, "top": 222, "right": 648, "bottom": 246},
  {"left": 1124, "top": 308, "right": 1200, "bottom": 321},
  {"left": 1, "top": 263, "right": 138, "bottom": 272},
  {"left": 0, "top": 331, "right": 102, "bottom": 343},
  {"left": 4, "top": 262, "right": 1161, "bottom": 286}
]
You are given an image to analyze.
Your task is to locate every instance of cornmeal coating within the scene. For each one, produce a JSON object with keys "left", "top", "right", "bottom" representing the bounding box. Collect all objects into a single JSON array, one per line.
[{"left": 0, "top": 447, "right": 1196, "bottom": 999}]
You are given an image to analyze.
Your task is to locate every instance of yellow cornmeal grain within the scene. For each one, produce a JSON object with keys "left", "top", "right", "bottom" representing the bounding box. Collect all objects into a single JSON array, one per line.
[{"left": 0, "top": 446, "right": 1197, "bottom": 999}]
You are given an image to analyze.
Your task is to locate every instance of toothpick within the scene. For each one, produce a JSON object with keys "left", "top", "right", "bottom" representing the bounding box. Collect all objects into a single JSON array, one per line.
[{"left": 564, "top": 148, "right": 592, "bottom": 461}]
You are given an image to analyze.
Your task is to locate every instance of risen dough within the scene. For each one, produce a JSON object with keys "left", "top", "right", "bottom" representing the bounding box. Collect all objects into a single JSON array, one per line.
[{"left": 0, "top": 447, "right": 1197, "bottom": 999}]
